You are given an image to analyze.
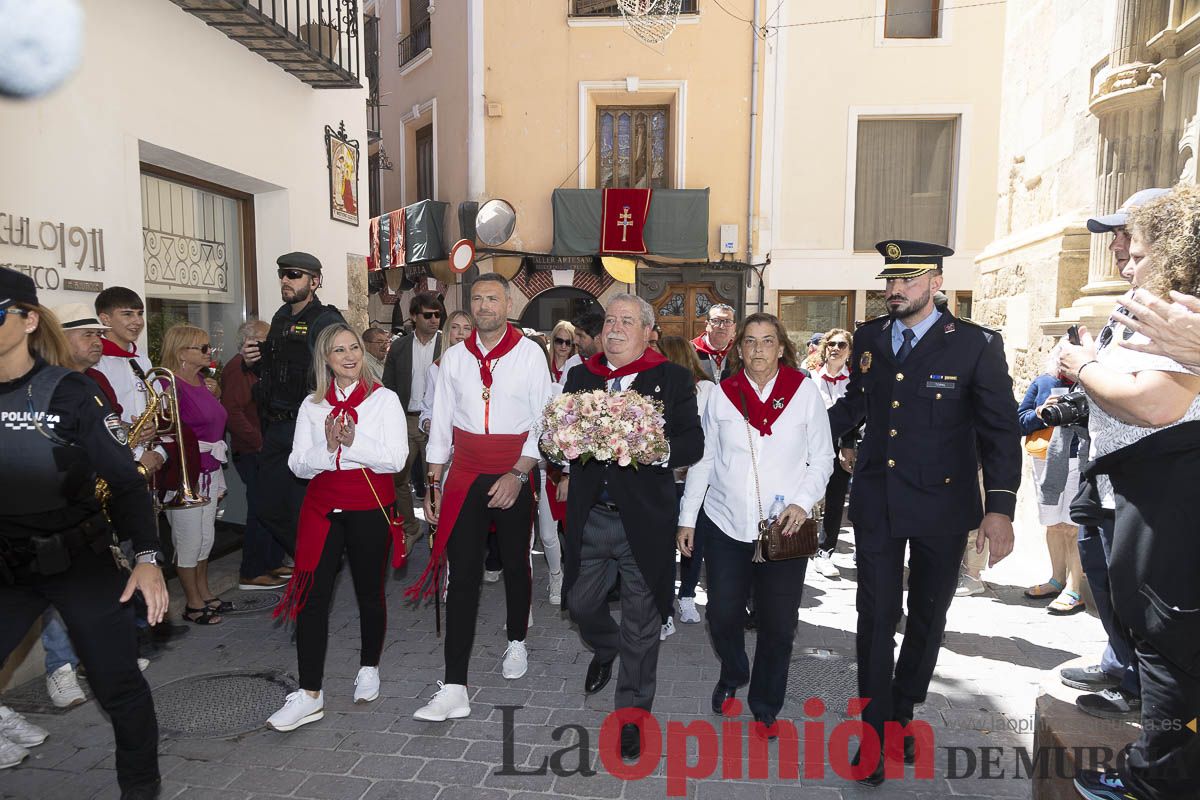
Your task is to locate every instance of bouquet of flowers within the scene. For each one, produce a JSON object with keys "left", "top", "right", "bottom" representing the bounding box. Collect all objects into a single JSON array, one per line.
[{"left": 540, "top": 389, "right": 669, "bottom": 468}]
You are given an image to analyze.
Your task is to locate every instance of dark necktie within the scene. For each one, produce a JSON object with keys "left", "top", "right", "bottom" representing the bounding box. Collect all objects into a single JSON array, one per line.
[
  {"left": 611, "top": 375, "right": 624, "bottom": 392},
  {"left": 897, "top": 328, "right": 915, "bottom": 363}
]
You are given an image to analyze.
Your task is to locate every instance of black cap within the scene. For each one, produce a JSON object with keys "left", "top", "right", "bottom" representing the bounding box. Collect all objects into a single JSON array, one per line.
[
  {"left": 277, "top": 251, "right": 322, "bottom": 276},
  {"left": 0, "top": 267, "right": 38, "bottom": 308},
  {"left": 874, "top": 240, "right": 954, "bottom": 279}
]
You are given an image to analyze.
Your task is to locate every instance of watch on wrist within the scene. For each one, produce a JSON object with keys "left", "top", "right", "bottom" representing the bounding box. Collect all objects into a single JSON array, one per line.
[
  {"left": 509, "top": 468, "right": 529, "bottom": 484},
  {"left": 134, "top": 550, "right": 163, "bottom": 566}
]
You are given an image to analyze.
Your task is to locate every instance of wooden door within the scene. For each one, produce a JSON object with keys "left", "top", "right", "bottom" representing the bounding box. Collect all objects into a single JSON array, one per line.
[{"left": 651, "top": 282, "right": 727, "bottom": 341}]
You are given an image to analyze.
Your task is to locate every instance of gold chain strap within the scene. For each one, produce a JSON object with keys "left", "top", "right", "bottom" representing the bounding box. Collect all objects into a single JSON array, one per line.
[{"left": 744, "top": 417, "right": 764, "bottom": 522}]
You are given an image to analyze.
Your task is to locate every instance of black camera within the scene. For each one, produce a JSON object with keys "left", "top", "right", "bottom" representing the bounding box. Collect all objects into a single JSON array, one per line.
[{"left": 1041, "top": 390, "right": 1090, "bottom": 427}]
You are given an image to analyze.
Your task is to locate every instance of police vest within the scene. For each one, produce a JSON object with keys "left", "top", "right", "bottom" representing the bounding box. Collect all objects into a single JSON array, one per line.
[
  {"left": 258, "top": 301, "right": 340, "bottom": 412},
  {"left": 0, "top": 365, "right": 74, "bottom": 516}
]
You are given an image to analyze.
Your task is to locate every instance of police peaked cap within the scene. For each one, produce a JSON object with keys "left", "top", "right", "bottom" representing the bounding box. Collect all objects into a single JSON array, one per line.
[
  {"left": 277, "top": 251, "right": 323, "bottom": 276},
  {"left": 874, "top": 240, "right": 954, "bottom": 279}
]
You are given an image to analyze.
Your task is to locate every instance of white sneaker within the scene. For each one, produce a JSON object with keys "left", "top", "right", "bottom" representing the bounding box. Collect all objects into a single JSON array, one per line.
[
  {"left": 0, "top": 734, "right": 28, "bottom": 770},
  {"left": 137, "top": 658, "right": 150, "bottom": 672},
  {"left": 0, "top": 706, "right": 47, "bottom": 748},
  {"left": 266, "top": 690, "right": 324, "bottom": 732},
  {"left": 484, "top": 569, "right": 502, "bottom": 583},
  {"left": 677, "top": 597, "right": 701, "bottom": 624},
  {"left": 502, "top": 640, "right": 528, "bottom": 679},
  {"left": 955, "top": 574, "right": 986, "bottom": 597},
  {"left": 813, "top": 549, "right": 840, "bottom": 579},
  {"left": 660, "top": 616, "right": 676, "bottom": 641},
  {"left": 46, "top": 664, "right": 86, "bottom": 708},
  {"left": 413, "top": 682, "right": 470, "bottom": 721},
  {"left": 548, "top": 570, "right": 563, "bottom": 605},
  {"left": 353, "top": 667, "right": 380, "bottom": 704}
]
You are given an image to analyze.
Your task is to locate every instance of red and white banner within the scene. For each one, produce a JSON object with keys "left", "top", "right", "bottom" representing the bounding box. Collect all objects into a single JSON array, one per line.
[{"left": 600, "top": 188, "right": 652, "bottom": 254}]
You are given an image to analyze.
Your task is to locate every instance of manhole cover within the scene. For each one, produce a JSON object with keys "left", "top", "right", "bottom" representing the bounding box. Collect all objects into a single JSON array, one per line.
[
  {"left": 153, "top": 670, "right": 296, "bottom": 739},
  {"left": 785, "top": 650, "right": 858, "bottom": 712},
  {"left": 219, "top": 590, "right": 283, "bottom": 615}
]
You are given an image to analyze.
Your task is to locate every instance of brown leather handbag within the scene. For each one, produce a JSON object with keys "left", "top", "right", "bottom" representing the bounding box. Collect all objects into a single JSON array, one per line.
[{"left": 744, "top": 416, "right": 819, "bottom": 563}]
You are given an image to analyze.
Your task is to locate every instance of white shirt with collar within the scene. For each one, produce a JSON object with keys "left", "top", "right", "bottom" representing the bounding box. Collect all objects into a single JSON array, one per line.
[
  {"left": 679, "top": 371, "right": 834, "bottom": 543},
  {"left": 427, "top": 334, "right": 553, "bottom": 465},
  {"left": 94, "top": 343, "right": 154, "bottom": 424},
  {"left": 815, "top": 364, "right": 851, "bottom": 410},
  {"left": 408, "top": 332, "right": 439, "bottom": 412},
  {"left": 289, "top": 380, "right": 409, "bottom": 479}
]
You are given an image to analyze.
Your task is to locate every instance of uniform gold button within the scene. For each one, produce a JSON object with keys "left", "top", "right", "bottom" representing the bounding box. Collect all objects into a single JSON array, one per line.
[
  {"left": 889, "top": 429, "right": 898, "bottom": 437},
  {"left": 896, "top": 373, "right": 905, "bottom": 382},
  {"left": 944, "top": 477, "right": 952, "bottom": 484},
  {"left": 936, "top": 393, "right": 943, "bottom": 400},
  {"left": 887, "top": 459, "right": 896, "bottom": 468},
  {"left": 891, "top": 400, "right": 900, "bottom": 408}
]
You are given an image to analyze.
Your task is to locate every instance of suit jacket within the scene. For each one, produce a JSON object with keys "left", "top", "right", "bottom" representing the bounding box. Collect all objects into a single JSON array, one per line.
[
  {"left": 382, "top": 330, "right": 442, "bottom": 410},
  {"left": 828, "top": 311, "right": 1021, "bottom": 545},
  {"left": 559, "top": 360, "right": 704, "bottom": 618}
]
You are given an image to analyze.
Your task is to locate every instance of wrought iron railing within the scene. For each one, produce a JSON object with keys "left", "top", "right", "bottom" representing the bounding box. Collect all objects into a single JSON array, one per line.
[
  {"left": 399, "top": 16, "right": 432, "bottom": 68},
  {"left": 571, "top": 0, "right": 697, "bottom": 16},
  {"left": 365, "top": 12, "right": 381, "bottom": 139}
]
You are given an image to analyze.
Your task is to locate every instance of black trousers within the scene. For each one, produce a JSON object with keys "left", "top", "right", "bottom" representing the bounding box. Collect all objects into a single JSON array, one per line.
[
  {"left": 1078, "top": 515, "right": 1140, "bottom": 694},
  {"left": 0, "top": 546, "right": 158, "bottom": 792},
  {"left": 443, "top": 475, "right": 533, "bottom": 685},
  {"left": 820, "top": 458, "right": 852, "bottom": 551},
  {"left": 1121, "top": 639, "right": 1200, "bottom": 799},
  {"left": 296, "top": 509, "right": 391, "bottom": 691},
  {"left": 257, "top": 419, "right": 308, "bottom": 555},
  {"left": 855, "top": 530, "right": 965, "bottom": 744},
  {"left": 702, "top": 509, "right": 807, "bottom": 721}
]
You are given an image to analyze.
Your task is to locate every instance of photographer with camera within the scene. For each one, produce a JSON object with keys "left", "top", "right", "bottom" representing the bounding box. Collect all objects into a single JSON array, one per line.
[{"left": 1058, "top": 186, "right": 1200, "bottom": 800}]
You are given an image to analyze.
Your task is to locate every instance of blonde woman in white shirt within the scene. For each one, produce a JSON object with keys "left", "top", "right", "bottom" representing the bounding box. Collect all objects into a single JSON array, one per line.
[
  {"left": 678, "top": 313, "right": 834, "bottom": 734},
  {"left": 266, "top": 324, "right": 409, "bottom": 732}
]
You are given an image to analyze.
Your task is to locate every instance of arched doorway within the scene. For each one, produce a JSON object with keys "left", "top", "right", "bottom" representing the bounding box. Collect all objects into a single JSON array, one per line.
[{"left": 519, "top": 287, "right": 600, "bottom": 332}]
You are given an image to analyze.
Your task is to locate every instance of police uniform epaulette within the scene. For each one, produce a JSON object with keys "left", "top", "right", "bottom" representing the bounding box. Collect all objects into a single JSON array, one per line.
[
  {"left": 856, "top": 313, "right": 891, "bottom": 330},
  {"left": 952, "top": 316, "right": 998, "bottom": 335}
]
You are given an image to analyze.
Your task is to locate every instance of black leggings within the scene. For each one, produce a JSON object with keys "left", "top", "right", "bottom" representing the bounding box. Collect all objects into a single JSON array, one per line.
[
  {"left": 821, "top": 457, "right": 852, "bottom": 551},
  {"left": 296, "top": 509, "right": 391, "bottom": 691}
]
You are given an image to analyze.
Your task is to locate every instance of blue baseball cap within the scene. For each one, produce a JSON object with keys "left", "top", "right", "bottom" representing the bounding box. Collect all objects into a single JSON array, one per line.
[{"left": 1086, "top": 188, "right": 1171, "bottom": 233}]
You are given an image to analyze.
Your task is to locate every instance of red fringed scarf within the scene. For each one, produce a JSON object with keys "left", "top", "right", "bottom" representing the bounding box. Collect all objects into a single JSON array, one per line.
[
  {"left": 691, "top": 334, "right": 731, "bottom": 369},
  {"left": 463, "top": 325, "right": 524, "bottom": 433},
  {"left": 720, "top": 366, "right": 806, "bottom": 436},
  {"left": 404, "top": 428, "right": 527, "bottom": 600},
  {"left": 101, "top": 338, "right": 137, "bottom": 358},
  {"left": 582, "top": 348, "right": 667, "bottom": 381}
]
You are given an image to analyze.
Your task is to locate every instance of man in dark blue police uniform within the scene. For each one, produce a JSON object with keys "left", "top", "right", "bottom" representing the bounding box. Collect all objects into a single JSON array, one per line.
[{"left": 828, "top": 241, "right": 1021, "bottom": 786}]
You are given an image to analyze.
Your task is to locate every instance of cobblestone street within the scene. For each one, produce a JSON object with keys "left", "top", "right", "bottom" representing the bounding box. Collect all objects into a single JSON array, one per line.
[{"left": 2, "top": 520, "right": 1108, "bottom": 800}]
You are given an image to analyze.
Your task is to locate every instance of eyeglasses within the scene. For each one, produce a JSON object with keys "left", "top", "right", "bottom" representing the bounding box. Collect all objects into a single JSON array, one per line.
[
  {"left": 708, "top": 319, "right": 735, "bottom": 328},
  {"left": 278, "top": 269, "right": 310, "bottom": 280},
  {"left": 553, "top": 337, "right": 573, "bottom": 347},
  {"left": 418, "top": 311, "right": 442, "bottom": 320},
  {"left": 185, "top": 344, "right": 212, "bottom": 354},
  {"left": 0, "top": 307, "right": 30, "bottom": 326},
  {"left": 828, "top": 341, "right": 849, "bottom": 350}
]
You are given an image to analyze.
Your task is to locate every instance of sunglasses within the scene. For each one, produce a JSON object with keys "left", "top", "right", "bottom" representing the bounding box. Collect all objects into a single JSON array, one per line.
[
  {"left": 418, "top": 311, "right": 442, "bottom": 320},
  {"left": 553, "top": 337, "right": 573, "bottom": 346},
  {"left": 278, "top": 269, "right": 310, "bottom": 280},
  {"left": 184, "top": 344, "right": 212, "bottom": 354},
  {"left": 828, "top": 341, "right": 849, "bottom": 349},
  {"left": 0, "top": 307, "right": 30, "bottom": 326}
]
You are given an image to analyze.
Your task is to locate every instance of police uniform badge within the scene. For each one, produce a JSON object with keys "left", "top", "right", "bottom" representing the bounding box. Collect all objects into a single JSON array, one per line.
[
  {"left": 944, "top": 322, "right": 956, "bottom": 334},
  {"left": 860, "top": 351, "right": 873, "bottom": 373},
  {"left": 104, "top": 413, "right": 129, "bottom": 446}
]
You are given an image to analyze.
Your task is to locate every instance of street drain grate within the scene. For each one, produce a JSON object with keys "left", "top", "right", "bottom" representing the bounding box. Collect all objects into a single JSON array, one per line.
[
  {"left": 785, "top": 648, "right": 858, "bottom": 712},
  {"left": 153, "top": 670, "right": 296, "bottom": 739},
  {"left": 219, "top": 590, "right": 283, "bottom": 615}
]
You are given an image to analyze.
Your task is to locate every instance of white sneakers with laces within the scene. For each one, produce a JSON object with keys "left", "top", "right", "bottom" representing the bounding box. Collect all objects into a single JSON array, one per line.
[
  {"left": 660, "top": 616, "right": 676, "bottom": 640},
  {"left": 813, "top": 549, "right": 840, "bottom": 579},
  {"left": 46, "top": 664, "right": 86, "bottom": 708},
  {"left": 353, "top": 667, "right": 381, "bottom": 704},
  {"left": 502, "top": 640, "right": 528, "bottom": 679},
  {"left": 548, "top": 570, "right": 564, "bottom": 605},
  {"left": 413, "top": 682, "right": 471, "bottom": 721},
  {"left": 266, "top": 690, "right": 324, "bottom": 732},
  {"left": 0, "top": 705, "right": 47, "bottom": 768},
  {"left": 677, "top": 597, "right": 701, "bottom": 624}
]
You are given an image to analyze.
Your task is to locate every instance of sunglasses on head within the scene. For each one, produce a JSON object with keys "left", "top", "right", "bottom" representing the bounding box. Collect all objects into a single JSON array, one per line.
[
  {"left": 553, "top": 337, "right": 573, "bottom": 346},
  {"left": 0, "top": 307, "right": 30, "bottom": 326},
  {"left": 278, "top": 269, "right": 310, "bottom": 280},
  {"left": 418, "top": 310, "right": 442, "bottom": 320},
  {"left": 185, "top": 344, "right": 212, "bottom": 354}
]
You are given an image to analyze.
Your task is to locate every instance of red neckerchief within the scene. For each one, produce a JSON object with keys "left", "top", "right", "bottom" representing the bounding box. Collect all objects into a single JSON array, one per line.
[
  {"left": 463, "top": 324, "right": 523, "bottom": 433},
  {"left": 692, "top": 334, "right": 731, "bottom": 367},
  {"left": 821, "top": 371, "right": 848, "bottom": 384},
  {"left": 721, "top": 366, "right": 806, "bottom": 436},
  {"left": 583, "top": 348, "right": 667, "bottom": 380},
  {"left": 551, "top": 358, "right": 568, "bottom": 383},
  {"left": 325, "top": 379, "right": 374, "bottom": 467},
  {"left": 101, "top": 338, "right": 137, "bottom": 358}
]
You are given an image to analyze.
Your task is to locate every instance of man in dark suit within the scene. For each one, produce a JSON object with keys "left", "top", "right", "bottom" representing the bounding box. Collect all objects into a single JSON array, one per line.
[
  {"left": 828, "top": 240, "right": 1021, "bottom": 786},
  {"left": 383, "top": 291, "right": 444, "bottom": 551},
  {"left": 559, "top": 293, "right": 704, "bottom": 760}
]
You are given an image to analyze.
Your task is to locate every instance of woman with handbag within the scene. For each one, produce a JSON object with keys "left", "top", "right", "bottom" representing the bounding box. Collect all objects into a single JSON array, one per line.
[
  {"left": 266, "top": 324, "right": 409, "bottom": 732},
  {"left": 677, "top": 313, "right": 834, "bottom": 734}
]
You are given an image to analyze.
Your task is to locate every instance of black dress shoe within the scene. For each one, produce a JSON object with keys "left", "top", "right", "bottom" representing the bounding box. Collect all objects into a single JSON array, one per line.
[
  {"left": 584, "top": 659, "right": 614, "bottom": 695},
  {"left": 897, "top": 716, "right": 917, "bottom": 764},
  {"left": 120, "top": 779, "right": 161, "bottom": 800},
  {"left": 711, "top": 683, "right": 737, "bottom": 715},
  {"left": 851, "top": 746, "right": 885, "bottom": 787},
  {"left": 744, "top": 607, "right": 757, "bottom": 630},
  {"left": 620, "top": 722, "right": 641, "bottom": 759}
]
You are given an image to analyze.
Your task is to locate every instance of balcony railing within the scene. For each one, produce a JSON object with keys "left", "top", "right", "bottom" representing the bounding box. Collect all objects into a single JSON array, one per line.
[
  {"left": 168, "top": 0, "right": 362, "bottom": 89},
  {"left": 571, "top": 0, "right": 697, "bottom": 16},
  {"left": 365, "top": 12, "right": 381, "bottom": 140},
  {"left": 399, "top": 16, "right": 431, "bottom": 69}
]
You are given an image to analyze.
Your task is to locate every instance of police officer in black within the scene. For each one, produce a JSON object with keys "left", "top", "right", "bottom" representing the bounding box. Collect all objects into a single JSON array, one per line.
[
  {"left": 0, "top": 268, "right": 168, "bottom": 799},
  {"left": 241, "top": 252, "right": 345, "bottom": 555},
  {"left": 828, "top": 241, "right": 1021, "bottom": 786}
]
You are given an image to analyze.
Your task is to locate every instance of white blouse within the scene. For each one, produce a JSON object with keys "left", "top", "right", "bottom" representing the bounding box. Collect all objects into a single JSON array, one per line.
[
  {"left": 814, "top": 364, "right": 850, "bottom": 410},
  {"left": 289, "top": 381, "right": 410, "bottom": 479},
  {"left": 680, "top": 372, "right": 835, "bottom": 543}
]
